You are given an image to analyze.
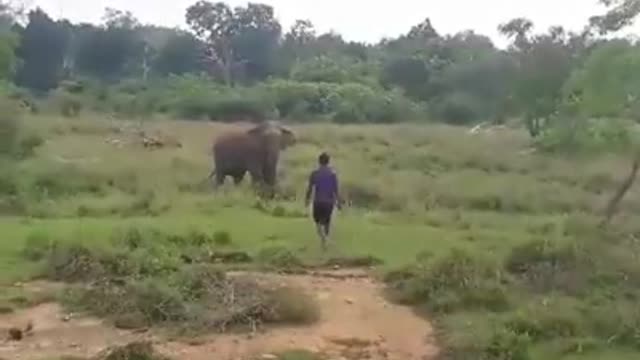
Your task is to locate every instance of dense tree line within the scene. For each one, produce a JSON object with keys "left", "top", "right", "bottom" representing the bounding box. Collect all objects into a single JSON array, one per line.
[{"left": 0, "top": 0, "right": 639, "bottom": 142}]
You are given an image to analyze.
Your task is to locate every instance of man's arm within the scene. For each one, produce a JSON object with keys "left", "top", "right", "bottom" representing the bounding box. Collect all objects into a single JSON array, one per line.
[
  {"left": 305, "top": 172, "right": 314, "bottom": 206},
  {"left": 333, "top": 173, "right": 341, "bottom": 209}
]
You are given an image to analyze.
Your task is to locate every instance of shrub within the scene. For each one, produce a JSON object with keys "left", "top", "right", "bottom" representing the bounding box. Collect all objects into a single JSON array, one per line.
[
  {"left": 0, "top": 98, "right": 22, "bottom": 156},
  {"left": 15, "top": 133, "right": 44, "bottom": 158},
  {"left": 54, "top": 91, "right": 83, "bottom": 117},
  {"left": 21, "top": 230, "right": 53, "bottom": 261},
  {"left": 213, "top": 231, "right": 232, "bottom": 246},
  {"left": 386, "top": 248, "right": 509, "bottom": 313},
  {"left": 432, "top": 92, "right": 483, "bottom": 125},
  {"left": 483, "top": 328, "right": 531, "bottom": 360},
  {"left": 505, "top": 239, "right": 593, "bottom": 295},
  {"left": 264, "top": 286, "right": 320, "bottom": 325},
  {"left": 257, "top": 246, "right": 304, "bottom": 271},
  {"left": 29, "top": 165, "right": 105, "bottom": 198},
  {"left": 102, "top": 342, "right": 172, "bottom": 360},
  {"left": 207, "top": 96, "right": 271, "bottom": 122}
]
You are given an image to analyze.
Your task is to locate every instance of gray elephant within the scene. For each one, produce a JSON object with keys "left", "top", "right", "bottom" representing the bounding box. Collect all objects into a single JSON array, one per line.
[{"left": 207, "top": 121, "right": 296, "bottom": 192}]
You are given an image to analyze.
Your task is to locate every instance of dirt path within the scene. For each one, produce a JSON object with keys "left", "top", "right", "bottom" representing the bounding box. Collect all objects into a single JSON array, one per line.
[{"left": 0, "top": 270, "right": 439, "bottom": 360}]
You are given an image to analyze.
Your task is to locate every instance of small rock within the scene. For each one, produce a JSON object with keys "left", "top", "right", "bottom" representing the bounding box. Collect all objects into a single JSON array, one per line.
[
  {"left": 333, "top": 265, "right": 341, "bottom": 270},
  {"left": 62, "top": 314, "right": 72, "bottom": 322},
  {"left": 24, "top": 320, "right": 33, "bottom": 334},
  {"left": 261, "top": 354, "right": 278, "bottom": 360},
  {"left": 8, "top": 328, "right": 23, "bottom": 341},
  {"left": 69, "top": 343, "right": 80, "bottom": 348},
  {"left": 345, "top": 298, "right": 354, "bottom": 305}
]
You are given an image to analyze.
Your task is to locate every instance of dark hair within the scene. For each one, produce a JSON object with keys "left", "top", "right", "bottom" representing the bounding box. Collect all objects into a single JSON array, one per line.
[{"left": 318, "top": 152, "right": 330, "bottom": 165}]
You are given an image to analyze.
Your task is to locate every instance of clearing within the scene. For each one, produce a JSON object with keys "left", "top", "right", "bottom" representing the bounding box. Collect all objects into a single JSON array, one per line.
[{"left": 0, "top": 270, "right": 439, "bottom": 360}]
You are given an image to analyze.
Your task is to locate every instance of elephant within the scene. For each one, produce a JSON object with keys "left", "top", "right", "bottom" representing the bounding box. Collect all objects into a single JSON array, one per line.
[{"left": 207, "top": 121, "right": 296, "bottom": 192}]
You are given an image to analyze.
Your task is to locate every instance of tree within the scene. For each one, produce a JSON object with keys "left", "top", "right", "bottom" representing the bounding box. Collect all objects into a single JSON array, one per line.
[
  {"left": 407, "top": 18, "right": 439, "bottom": 40},
  {"left": 153, "top": 31, "right": 204, "bottom": 76},
  {"left": 563, "top": 40, "right": 640, "bottom": 120},
  {"left": 381, "top": 57, "right": 431, "bottom": 100},
  {"left": 231, "top": 3, "right": 281, "bottom": 83},
  {"left": 286, "top": 19, "right": 316, "bottom": 46},
  {"left": 74, "top": 9, "right": 143, "bottom": 81},
  {"left": 15, "top": 8, "right": 68, "bottom": 92},
  {"left": 498, "top": 20, "right": 576, "bottom": 136},
  {"left": 589, "top": 0, "right": 640, "bottom": 34},
  {"left": 0, "top": 2, "right": 19, "bottom": 80},
  {"left": 439, "top": 52, "right": 518, "bottom": 123},
  {"left": 558, "top": 41, "right": 640, "bottom": 225},
  {"left": 0, "top": 31, "right": 17, "bottom": 80},
  {"left": 186, "top": 1, "right": 237, "bottom": 85},
  {"left": 102, "top": 8, "right": 139, "bottom": 29},
  {"left": 498, "top": 17, "right": 534, "bottom": 52}
]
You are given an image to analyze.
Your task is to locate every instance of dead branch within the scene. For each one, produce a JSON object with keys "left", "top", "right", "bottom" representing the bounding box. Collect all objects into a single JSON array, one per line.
[{"left": 601, "top": 152, "right": 640, "bottom": 227}]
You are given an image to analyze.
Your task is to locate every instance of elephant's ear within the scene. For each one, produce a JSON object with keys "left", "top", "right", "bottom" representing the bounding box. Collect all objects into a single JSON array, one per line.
[{"left": 247, "top": 123, "right": 267, "bottom": 135}]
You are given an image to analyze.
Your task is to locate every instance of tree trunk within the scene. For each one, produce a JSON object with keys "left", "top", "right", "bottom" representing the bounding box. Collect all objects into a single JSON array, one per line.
[{"left": 601, "top": 153, "right": 640, "bottom": 226}]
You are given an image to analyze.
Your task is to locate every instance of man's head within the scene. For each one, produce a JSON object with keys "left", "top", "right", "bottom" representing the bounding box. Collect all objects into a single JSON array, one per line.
[{"left": 318, "top": 152, "right": 330, "bottom": 166}]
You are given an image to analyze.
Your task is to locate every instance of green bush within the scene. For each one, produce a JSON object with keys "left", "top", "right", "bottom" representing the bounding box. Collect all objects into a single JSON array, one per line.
[
  {"left": 432, "top": 92, "right": 483, "bottom": 125},
  {"left": 22, "top": 230, "right": 54, "bottom": 261},
  {"left": 387, "top": 248, "right": 510, "bottom": 313},
  {"left": 535, "top": 117, "right": 635, "bottom": 154},
  {"left": 257, "top": 246, "right": 304, "bottom": 271},
  {"left": 0, "top": 97, "right": 22, "bottom": 156}
]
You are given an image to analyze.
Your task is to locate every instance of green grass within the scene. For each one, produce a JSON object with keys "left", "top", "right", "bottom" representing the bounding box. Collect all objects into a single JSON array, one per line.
[{"left": 3, "top": 116, "right": 640, "bottom": 359}]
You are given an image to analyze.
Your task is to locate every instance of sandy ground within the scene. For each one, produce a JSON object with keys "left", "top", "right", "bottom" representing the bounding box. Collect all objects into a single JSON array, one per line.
[{"left": 0, "top": 270, "right": 439, "bottom": 360}]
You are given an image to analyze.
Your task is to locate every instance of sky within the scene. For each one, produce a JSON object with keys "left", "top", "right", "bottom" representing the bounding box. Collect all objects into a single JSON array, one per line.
[{"left": 25, "top": 0, "right": 640, "bottom": 47}]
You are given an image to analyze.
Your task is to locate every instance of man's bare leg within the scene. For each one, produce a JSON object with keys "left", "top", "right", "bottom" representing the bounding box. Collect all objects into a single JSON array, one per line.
[{"left": 316, "top": 223, "right": 327, "bottom": 250}]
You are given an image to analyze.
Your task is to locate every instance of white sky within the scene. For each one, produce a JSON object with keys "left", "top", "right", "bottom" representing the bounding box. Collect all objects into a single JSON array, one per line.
[{"left": 26, "top": 0, "right": 640, "bottom": 47}]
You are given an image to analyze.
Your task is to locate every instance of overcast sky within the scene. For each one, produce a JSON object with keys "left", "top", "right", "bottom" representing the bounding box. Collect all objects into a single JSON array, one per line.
[{"left": 26, "top": 0, "right": 640, "bottom": 47}]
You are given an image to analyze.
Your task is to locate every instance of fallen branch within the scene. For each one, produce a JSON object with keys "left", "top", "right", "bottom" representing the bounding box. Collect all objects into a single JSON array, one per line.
[{"left": 601, "top": 153, "right": 640, "bottom": 227}]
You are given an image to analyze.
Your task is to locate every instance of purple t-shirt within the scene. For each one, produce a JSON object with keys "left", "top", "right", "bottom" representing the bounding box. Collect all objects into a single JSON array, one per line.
[{"left": 309, "top": 166, "right": 338, "bottom": 204}]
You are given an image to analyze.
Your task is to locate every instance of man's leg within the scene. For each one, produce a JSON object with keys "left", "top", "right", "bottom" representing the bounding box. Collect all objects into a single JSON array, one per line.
[
  {"left": 323, "top": 204, "right": 334, "bottom": 243},
  {"left": 316, "top": 223, "right": 327, "bottom": 249},
  {"left": 312, "top": 203, "right": 327, "bottom": 250}
]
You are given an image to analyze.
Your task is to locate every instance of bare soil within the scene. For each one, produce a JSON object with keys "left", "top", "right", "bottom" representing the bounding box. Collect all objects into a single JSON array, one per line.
[{"left": 0, "top": 270, "right": 439, "bottom": 360}]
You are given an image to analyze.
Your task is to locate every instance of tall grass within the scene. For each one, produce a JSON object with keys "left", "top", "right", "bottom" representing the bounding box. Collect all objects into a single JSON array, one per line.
[{"left": 2, "top": 116, "right": 640, "bottom": 359}]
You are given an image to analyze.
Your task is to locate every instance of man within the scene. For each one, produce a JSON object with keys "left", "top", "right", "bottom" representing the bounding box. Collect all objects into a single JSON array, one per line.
[{"left": 305, "top": 152, "right": 341, "bottom": 250}]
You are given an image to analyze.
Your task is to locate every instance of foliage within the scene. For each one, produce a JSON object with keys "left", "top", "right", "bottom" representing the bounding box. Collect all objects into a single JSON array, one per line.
[
  {"left": 37, "top": 235, "right": 319, "bottom": 333},
  {"left": 14, "top": 9, "right": 69, "bottom": 92},
  {"left": 563, "top": 40, "right": 640, "bottom": 119},
  {"left": 0, "top": 0, "right": 636, "bottom": 135}
]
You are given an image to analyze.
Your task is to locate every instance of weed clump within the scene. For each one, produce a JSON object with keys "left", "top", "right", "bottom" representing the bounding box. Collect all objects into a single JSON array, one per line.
[
  {"left": 504, "top": 239, "right": 591, "bottom": 295},
  {"left": 265, "top": 287, "right": 320, "bottom": 325},
  {"left": 257, "top": 246, "right": 304, "bottom": 272},
  {"left": 387, "top": 248, "right": 510, "bottom": 313},
  {"left": 21, "top": 230, "right": 53, "bottom": 261},
  {"left": 213, "top": 230, "right": 232, "bottom": 246},
  {"left": 100, "top": 342, "right": 172, "bottom": 360}
]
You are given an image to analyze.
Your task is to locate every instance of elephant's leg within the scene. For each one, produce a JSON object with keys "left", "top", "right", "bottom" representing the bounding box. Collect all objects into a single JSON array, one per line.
[
  {"left": 247, "top": 162, "right": 264, "bottom": 186},
  {"left": 232, "top": 171, "right": 246, "bottom": 185},
  {"left": 214, "top": 170, "right": 226, "bottom": 187},
  {"left": 261, "top": 162, "right": 278, "bottom": 199}
]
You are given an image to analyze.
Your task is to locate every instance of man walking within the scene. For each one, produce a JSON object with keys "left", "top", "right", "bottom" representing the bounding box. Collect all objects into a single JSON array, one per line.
[{"left": 305, "top": 152, "right": 341, "bottom": 250}]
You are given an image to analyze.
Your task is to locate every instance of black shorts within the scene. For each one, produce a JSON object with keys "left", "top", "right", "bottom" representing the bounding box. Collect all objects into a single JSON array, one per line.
[{"left": 312, "top": 202, "right": 334, "bottom": 226}]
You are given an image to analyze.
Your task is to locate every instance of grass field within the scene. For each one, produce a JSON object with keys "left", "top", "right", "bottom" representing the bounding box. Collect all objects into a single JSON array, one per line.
[{"left": 2, "top": 115, "right": 640, "bottom": 360}]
